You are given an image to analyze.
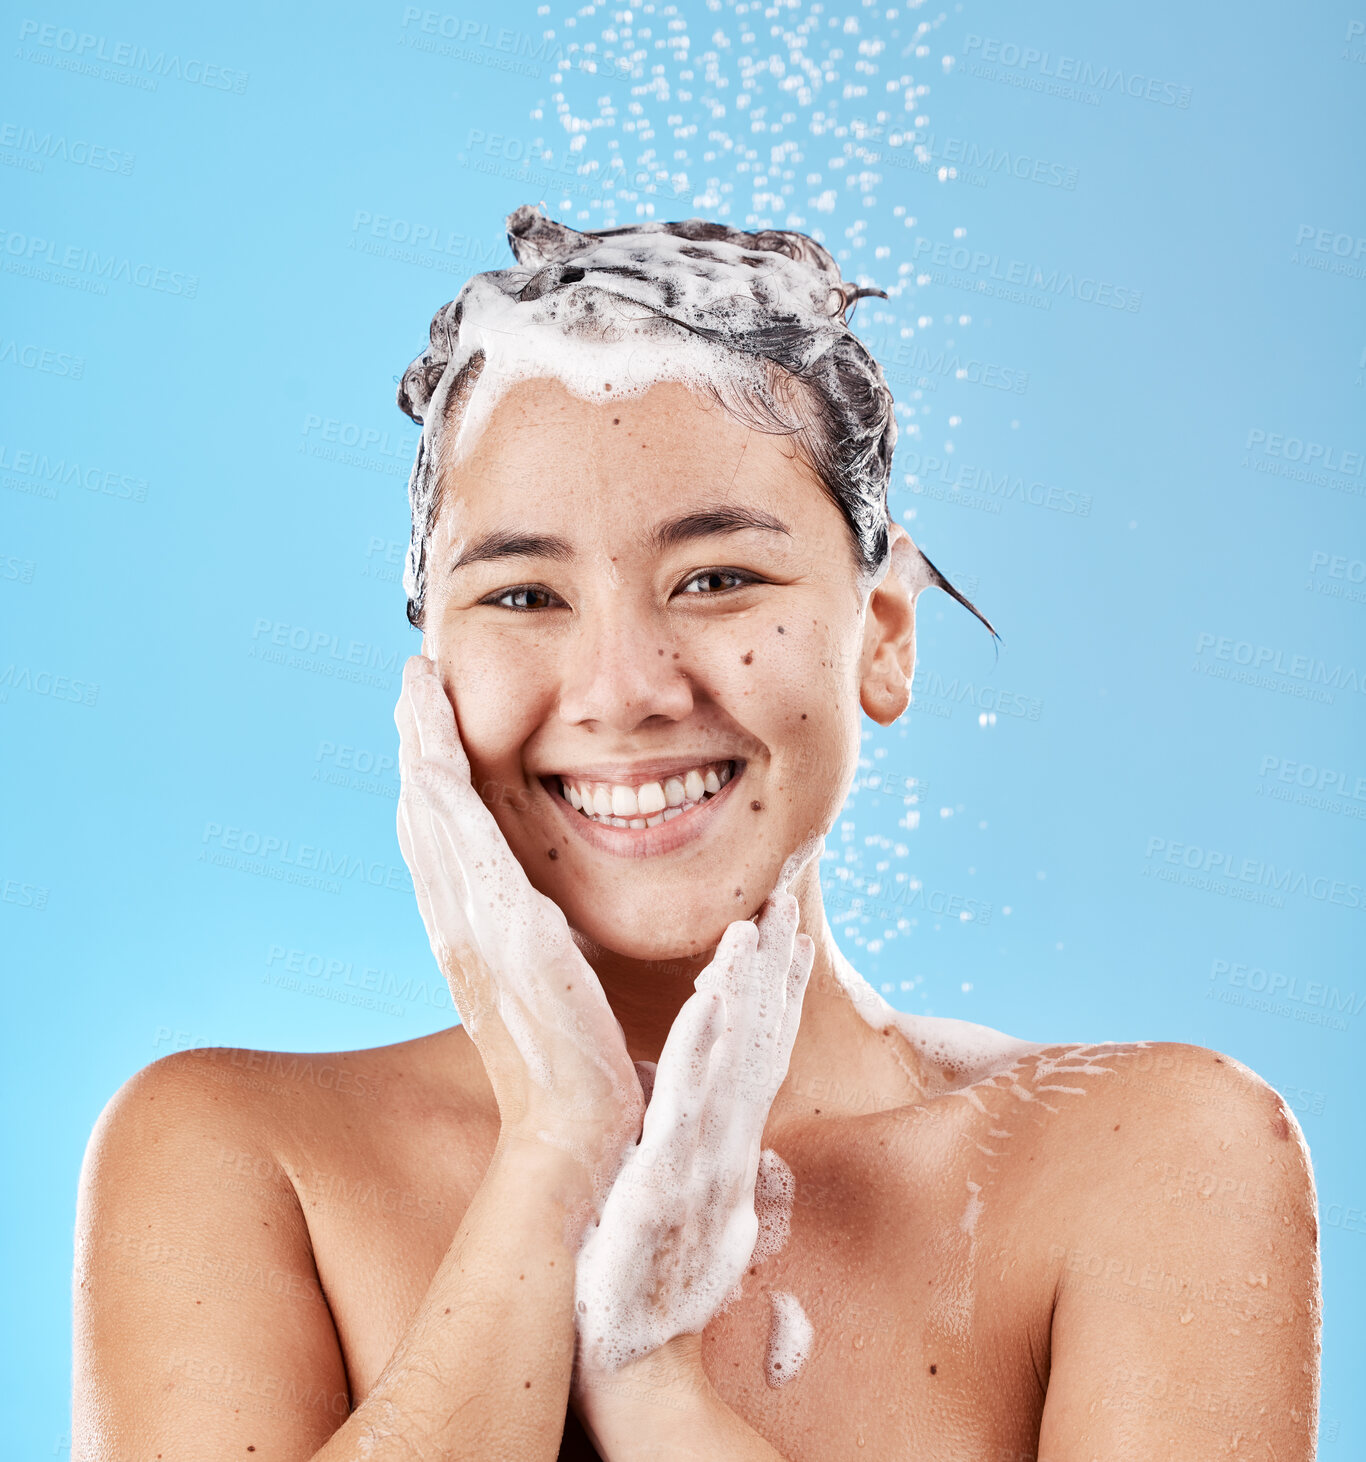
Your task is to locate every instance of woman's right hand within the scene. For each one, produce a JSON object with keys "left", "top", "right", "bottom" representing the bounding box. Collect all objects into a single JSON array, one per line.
[{"left": 395, "top": 654, "right": 644, "bottom": 1196}]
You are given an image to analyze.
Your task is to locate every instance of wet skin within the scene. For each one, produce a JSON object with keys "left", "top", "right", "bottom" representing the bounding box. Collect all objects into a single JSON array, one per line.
[{"left": 72, "top": 381, "right": 1320, "bottom": 1461}]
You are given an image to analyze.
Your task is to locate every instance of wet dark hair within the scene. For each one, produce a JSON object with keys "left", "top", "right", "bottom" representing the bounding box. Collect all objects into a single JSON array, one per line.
[{"left": 396, "top": 206, "right": 995, "bottom": 640}]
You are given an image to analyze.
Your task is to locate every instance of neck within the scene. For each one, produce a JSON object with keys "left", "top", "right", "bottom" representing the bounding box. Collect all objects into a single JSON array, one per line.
[{"left": 575, "top": 859, "right": 927, "bottom": 1126}]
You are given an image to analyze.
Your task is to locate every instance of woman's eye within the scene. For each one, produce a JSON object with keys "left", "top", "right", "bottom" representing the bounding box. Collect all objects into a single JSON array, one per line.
[
  {"left": 485, "top": 585, "right": 558, "bottom": 610},
  {"left": 678, "top": 568, "right": 757, "bottom": 595}
]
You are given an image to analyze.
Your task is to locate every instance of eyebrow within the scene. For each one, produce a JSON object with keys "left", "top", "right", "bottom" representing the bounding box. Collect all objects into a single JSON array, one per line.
[
  {"left": 447, "top": 529, "right": 574, "bottom": 574},
  {"left": 447, "top": 504, "right": 792, "bottom": 575},
  {"left": 648, "top": 505, "right": 791, "bottom": 555}
]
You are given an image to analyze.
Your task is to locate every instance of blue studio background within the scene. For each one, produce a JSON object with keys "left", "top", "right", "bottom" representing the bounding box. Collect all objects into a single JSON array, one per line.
[{"left": 3, "top": 0, "right": 1363, "bottom": 1452}]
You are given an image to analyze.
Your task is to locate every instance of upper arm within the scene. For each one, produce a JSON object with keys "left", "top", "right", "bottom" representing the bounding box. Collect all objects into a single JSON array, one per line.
[
  {"left": 72, "top": 1051, "right": 352, "bottom": 1461},
  {"left": 1037, "top": 1044, "right": 1321, "bottom": 1461}
]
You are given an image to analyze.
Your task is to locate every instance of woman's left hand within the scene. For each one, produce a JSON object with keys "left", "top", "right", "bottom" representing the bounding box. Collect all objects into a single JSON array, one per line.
[{"left": 571, "top": 890, "right": 814, "bottom": 1407}]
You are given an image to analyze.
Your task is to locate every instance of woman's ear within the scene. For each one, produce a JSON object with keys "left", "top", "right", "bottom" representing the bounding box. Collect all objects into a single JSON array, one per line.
[{"left": 859, "top": 520, "right": 919, "bottom": 726}]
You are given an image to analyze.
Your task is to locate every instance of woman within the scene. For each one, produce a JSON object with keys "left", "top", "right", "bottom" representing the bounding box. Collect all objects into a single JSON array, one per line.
[{"left": 72, "top": 207, "right": 1320, "bottom": 1461}]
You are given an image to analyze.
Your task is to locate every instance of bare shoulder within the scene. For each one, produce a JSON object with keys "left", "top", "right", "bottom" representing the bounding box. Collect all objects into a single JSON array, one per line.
[
  {"left": 905, "top": 1015, "right": 1311, "bottom": 1164},
  {"left": 73, "top": 1047, "right": 347, "bottom": 1458},
  {"left": 81, "top": 1042, "right": 302, "bottom": 1202},
  {"left": 1025, "top": 1039, "right": 1319, "bottom": 1255},
  {"left": 126, "top": 1024, "right": 495, "bottom": 1144},
  {"left": 1012, "top": 1043, "right": 1323, "bottom": 1455},
  {"left": 906, "top": 1035, "right": 1322, "bottom": 1456},
  {"left": 143, "top": 1023, "right": 482, "bottom": 1104},
  {"left": 1004, "top": 1038, "right": 1318, "bottom": 1189},
  {"left": 896, "top": 1021, "right": 1318, "bottom": 1251},
  {"left": 72, "top": 1027, "right": 488, "bottom": 1459}
]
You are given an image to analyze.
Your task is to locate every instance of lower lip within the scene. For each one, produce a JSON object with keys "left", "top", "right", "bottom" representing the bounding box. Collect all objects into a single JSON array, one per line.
[{"left": 542, "top": 764, "right": 745, "bottom": 858}]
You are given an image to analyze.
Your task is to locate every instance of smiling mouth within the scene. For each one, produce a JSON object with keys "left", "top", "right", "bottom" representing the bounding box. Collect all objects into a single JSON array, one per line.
[{"left": 545, "top": 759, "right": 741, "bottom": 829}]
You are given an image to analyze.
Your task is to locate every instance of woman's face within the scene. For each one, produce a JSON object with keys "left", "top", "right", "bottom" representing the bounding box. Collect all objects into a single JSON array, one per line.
[{"left": 420, "top": 375, "right": 913, "bottom": 961}]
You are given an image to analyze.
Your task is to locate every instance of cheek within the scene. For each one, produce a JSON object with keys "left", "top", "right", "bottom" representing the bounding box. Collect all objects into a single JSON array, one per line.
[
  {"left": 434, "top": 629, "right": 548, "bottom": 773},
  {"left": 710, "top": 616, "right": 860, "bottom": 812},
  {"left": 703, "top": 607, "right": 856, "bottom": 699}
]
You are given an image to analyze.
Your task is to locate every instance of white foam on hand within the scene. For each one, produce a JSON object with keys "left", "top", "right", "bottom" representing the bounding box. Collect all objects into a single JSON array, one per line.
[
  {"left": 572, "top": 891, "right": 815, "bottom": 1375},
  {"left": 394, "top": 653, "right": 643, "bottom": 1180}
]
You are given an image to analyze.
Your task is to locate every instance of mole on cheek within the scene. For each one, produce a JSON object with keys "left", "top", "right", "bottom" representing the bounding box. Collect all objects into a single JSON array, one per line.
[
  {"left": 547, "top": 848, "right": 558, "bottom": 860},
  {"left": 742, "top": 651, "right": 754, "bottom": 665},
  {"left": 750, "top": 800, "right": 763, "bottom": 812}
]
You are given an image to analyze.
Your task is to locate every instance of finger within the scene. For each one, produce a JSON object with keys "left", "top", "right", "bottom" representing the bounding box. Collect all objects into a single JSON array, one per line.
[
  {"left": 399, "top": 795, "right": 472, "bottom": 986},
  {"left": 395, "top": 656, "right": 424, "bottom": 768},
  {"left": 747, "top": 930, "right": 815, "bottom": 1100},
  {"left": 633, "top": 1059, "right": 657, "bottom": 1109},
  {"left": 397, "top": 795, "right": 482, "bottom": 1030},
  {"left": 695, "top": 916, "right": 759, "bottom": 998},
  {"left": 786, "top": 933, "right": 815, "bottom": 1008},
  {"left": 702, "top": 918, "right": 811, "bottom": 1135},
  {"left": 638, "top": 985, "right": 726, "bottom": 1155},
  {"left": 408, "top": 755, "right": 512, "bottom": 891},
  {"left": 775, "top": 933, "right": 816, "bottom": 1074},
  {"left": 405, "top": 653, "right": 470, "bottom": 777},
  {"left": 754, "top": 889, "right": 799, "bottom": 967},
  {"left": 715, "top": 904, "right": 789, "bottom": 1083},
  {"left": 419, "top": 785, "right": 625, "bottom": 1067},
  {"left": 750, "top": 890, "right": 800, "bottom": 1040}
]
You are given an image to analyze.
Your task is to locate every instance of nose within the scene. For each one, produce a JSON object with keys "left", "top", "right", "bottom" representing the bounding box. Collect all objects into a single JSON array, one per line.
[{"left": 556, "top": 600, "right": 696, "bottom": 732}]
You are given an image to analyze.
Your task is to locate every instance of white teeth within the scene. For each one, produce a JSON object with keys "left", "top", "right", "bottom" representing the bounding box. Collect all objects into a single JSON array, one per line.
[
  {"left": 557, "top": 760, "right": 739, "bottom": 829},
  {"left": 638, "top": 780, "right": 667, "bottom": 815}
]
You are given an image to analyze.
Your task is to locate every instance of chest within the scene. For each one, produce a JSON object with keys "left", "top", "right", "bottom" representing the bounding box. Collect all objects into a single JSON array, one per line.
[{"left": 297, "top": 1118, "right": 1048, "bottom": 1460}]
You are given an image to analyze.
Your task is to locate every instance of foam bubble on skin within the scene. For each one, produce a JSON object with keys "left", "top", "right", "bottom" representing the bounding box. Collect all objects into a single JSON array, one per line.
[
  {"left": 826, "top": 941, "right": 1039, "bottom": 1089},
  {"left": 829, "top": 939, "right": 1148, "bottom": 1131},
  {"left": 960, "top": 1180, "right": 984, "bottom": 1237},
  {"left": 752, "top": 1148, "right": 796, "bottom": 1261},
  {"left": 716, "top": 1144, "right": 795, "bottom": 1313},
  {"left": 574, "top": 897, "right": 815, "bottom": 1375},
  {"left": 775, "top": 832, "right": 824, "bottom": 898},
  {"left": 765, "top": 1291, "right": 814, "bottom": 1388}
]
